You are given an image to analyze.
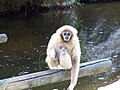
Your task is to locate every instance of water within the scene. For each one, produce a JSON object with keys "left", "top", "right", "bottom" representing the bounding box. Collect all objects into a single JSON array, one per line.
[{"left": 0, "top": 2, "right": 120, "bottom": 90}]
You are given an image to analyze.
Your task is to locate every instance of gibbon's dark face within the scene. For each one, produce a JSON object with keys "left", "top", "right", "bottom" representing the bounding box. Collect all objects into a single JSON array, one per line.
[
  {"left": 60, "top": 45, "right": 67, "bottom": 51},
  {"left": 62, "top": 31, "right": 72, "bottom": 42}
]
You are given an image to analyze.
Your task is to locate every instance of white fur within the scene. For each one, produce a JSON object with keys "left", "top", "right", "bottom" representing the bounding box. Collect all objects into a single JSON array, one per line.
[
  {"left": 45, "top": 25, "right": 81, "bottom": 90},
  {"left": 59, "top": 46, "right": 72, "bottom": 69}
]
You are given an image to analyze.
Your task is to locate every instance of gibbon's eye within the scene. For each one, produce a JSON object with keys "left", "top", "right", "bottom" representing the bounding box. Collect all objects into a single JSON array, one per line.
[
  {"left": 60, "top": 45, "right": 66, "bottom": 50},
  {"left": 68, "top": 33, "right": 71, "bottom": 36},
  {"left": 60, "top": 46, "right": 62, "bottom": 49},
  {"left": 64, "top": 32, "right": 67, "bottom": 36}
]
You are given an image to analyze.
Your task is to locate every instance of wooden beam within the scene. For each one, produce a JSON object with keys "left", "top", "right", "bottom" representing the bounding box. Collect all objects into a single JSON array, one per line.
[
  {"left": 0, "top": 34, "right": 8, "bottom": 43},
  {"left": 0, "top": 58, "right": 112, "bottom": 90}
]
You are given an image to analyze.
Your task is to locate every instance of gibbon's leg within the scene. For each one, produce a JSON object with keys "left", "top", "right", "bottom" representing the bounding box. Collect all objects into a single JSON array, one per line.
[{"left": 67, "top": 61, "right": 79, "bottom": 90}]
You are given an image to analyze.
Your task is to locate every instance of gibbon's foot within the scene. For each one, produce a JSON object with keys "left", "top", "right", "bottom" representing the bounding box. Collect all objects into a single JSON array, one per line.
[
  {"left": 57, "top": 65, "right": 64, "bottom": 69},
  {"left": 67, "top": 84, "right": 74, "bottom": 90},
  {"left": 50, "top": 65, "right": 65, "bottom": 70},
  {"left": 57, "top": 65, "right": 72, "bottom": 70},
  {"left": 50, "top": 66, "right": 58, "bottom": 70}
]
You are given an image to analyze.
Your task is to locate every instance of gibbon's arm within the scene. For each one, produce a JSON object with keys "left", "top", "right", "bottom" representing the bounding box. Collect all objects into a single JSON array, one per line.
[
  {"left": 46, "top": 33, "right": 58, "bottom": 58},
  {"left": 68, "top": 38, "right": 81, "bottom": 90},
  {"left": 71, "top": 37, "right": 81, "bottom": 63}
]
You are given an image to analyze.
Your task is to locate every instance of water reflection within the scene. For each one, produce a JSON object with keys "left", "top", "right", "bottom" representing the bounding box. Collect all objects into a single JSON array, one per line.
[
  {"left": 0, "top": 2, "right": 120, "bottom": 90},
  {"left": 0, "top": 22, "right": 49, "bottom": 77}
]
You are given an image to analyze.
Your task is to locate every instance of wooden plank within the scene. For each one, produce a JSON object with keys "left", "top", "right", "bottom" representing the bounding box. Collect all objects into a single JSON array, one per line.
[
  {"left": 0, "top": 34, "right": 8, "bottom": 43},
  {"left": 0, "top": 58, "right": 112, "bottom": 90}
]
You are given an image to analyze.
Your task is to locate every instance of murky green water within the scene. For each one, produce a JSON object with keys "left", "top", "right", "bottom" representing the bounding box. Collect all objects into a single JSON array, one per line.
[{"left": 0, "top": 2, "right": 120, "bottom": 90}]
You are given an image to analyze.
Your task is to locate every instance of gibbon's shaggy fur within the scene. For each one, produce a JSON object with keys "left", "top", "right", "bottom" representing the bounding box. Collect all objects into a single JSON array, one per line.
[
  {"left": 45, "top": 25, "right": 81, "bottom": 90},
  {"left": 59, "top": 45, "right": 72, "bottom": 69}
]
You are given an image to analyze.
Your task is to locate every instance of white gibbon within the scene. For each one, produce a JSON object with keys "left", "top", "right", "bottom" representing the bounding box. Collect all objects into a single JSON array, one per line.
[
  {"left": 45, "top": 25, "right": 81, "bottom": 90},
  {"left": 59, "top": 45, "right": 72, "bottom": 70}
]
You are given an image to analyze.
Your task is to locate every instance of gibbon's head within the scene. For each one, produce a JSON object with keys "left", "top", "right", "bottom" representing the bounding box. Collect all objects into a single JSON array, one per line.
[
  {"left": 60, "top": 45, "right": 67, "bottom": 51},
  {"left": 56, "top": 25, "right": 78, "bottom": 42},
  {"left": 60, "top": 45, "right": 68, "bottom": 55}
]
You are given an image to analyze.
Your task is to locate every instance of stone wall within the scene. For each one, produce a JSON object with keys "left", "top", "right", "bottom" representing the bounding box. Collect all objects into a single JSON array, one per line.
[
  {"left": 80, "top": 0, "right": 118, "bottom": 3},
  {"left": 0, "top": 0, "right": 76, "bottom": 13},
  {"left": 0, "top": 0, "right": 119, "bottom": 14}
]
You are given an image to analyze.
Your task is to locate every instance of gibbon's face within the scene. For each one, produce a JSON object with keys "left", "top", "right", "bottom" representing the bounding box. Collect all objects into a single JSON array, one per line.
[
  {"left": 60, "top": 45, "right": 67, "bottom": 51},
  {"left": 62, "top": 31, "right": 72, "bottom": 42}
]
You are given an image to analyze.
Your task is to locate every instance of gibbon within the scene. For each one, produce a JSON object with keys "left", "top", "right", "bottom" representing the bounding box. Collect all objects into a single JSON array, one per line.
[
  {"left": 45, "top": 25, "right": 81, "bottom": 90},
  {"left": 59, "top": 45, "right": 72, "bottom": 70}
]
